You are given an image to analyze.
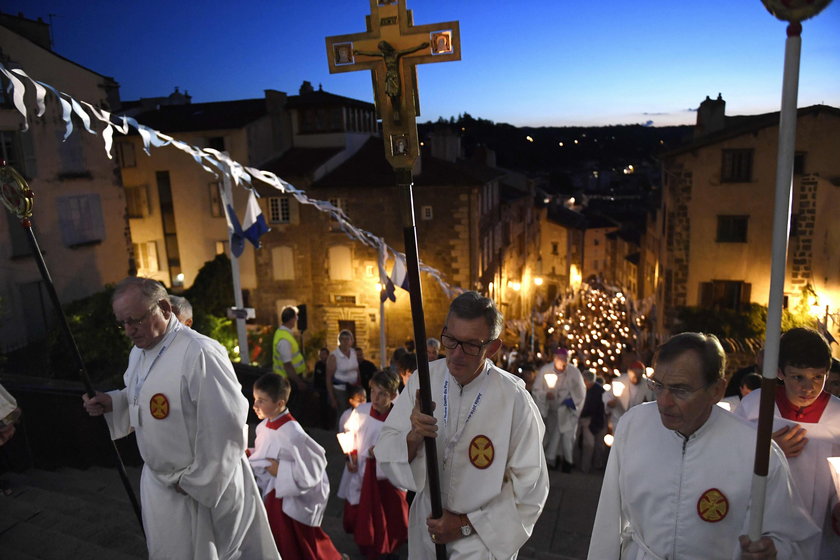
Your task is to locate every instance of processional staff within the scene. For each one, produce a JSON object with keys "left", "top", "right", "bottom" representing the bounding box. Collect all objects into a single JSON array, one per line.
[
  {"left": 0, "top": 161, "right": 144, "bottom": 531},
  {"left": 326, "top": 2, "right": 460, "bottom": 558},
  {"left": 748, "top": 0, "right": 833, "bottom": 543}
]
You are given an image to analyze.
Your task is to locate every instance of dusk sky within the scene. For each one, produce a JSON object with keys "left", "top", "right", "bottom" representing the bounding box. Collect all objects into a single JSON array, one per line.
[{"left": 6, "top": 1, "right": 840, "bottom": 127}]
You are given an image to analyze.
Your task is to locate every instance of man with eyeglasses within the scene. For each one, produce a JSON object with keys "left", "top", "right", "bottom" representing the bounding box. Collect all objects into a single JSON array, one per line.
[
  {"left": 589, "top": 332, "right": 818, "bottom": 560},
  {"left": 736, "top": 327, "right": 840, "bottom": 558},
  {"left": 376, "top": 291, "right": 549, "bottom": 559},
  {"left": 82, "top": 277, "right": 278, "bottom": 560}
]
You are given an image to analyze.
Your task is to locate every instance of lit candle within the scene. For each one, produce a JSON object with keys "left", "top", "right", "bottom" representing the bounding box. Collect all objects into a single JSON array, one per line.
[
  {"left": 604, "top": 433, "right": 615, "bottom": 447},
  {"left": 827, "top": 458, "right": 840, "bottom": 500},
  {"left": 612, "top": 380, "right": 625, "bottom": 398},
  {"left": 336, "top": 431, "right": 355, "bottom": 454},
  {"left": 544, "top": 372, "right": 558, "bottom": 389},
  {"left": 336, "top": 410, "right": 360, "bottom": 454}
]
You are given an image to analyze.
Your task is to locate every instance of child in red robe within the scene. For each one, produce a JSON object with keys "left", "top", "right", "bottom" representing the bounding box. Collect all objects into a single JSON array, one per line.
[
  {"left": 249, "top": 373, "right": 345, "bottom": 560},
  {"left": 338, "top": 370, "right": 408, "bottom": 559}
]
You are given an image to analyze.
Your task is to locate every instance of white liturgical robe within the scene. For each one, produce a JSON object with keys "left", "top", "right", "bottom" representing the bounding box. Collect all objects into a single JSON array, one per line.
[
  {"left": 736, "top": 389, "right": 840, "bottom": 559},
  {"left": 588, "top": 403, "right": 818, "bottom": 560},
  {"left": 376, "top": 359, "right": 549, "bottom": 559},
  {"left": 602, "top": 372, "right": 654, "bottom": 427},
  {"left": 337, "top": 402, "right": 390, "bottom": 504},
  {"left": 249, "top": 410, "right": 330, "bottom": 526},
  {"left": 105, "top": 318, "right": 278, "bottom": 560}
]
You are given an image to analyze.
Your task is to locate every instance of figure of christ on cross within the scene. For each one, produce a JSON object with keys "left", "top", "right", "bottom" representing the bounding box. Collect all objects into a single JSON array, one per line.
[
  {"left": 325, "top": 0, "right": 460, "bottom": 168},
  {"left": 353, "top": 40, "right": 429, "bottom": 123}
]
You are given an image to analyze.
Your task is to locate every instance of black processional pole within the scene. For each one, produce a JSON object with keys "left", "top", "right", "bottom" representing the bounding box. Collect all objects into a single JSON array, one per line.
[
  {"left": 0, "top": 161, "right": 144, "bottom": 532},
  {"left": 326, "top": 2, "right": 461, "bottom": 557}
]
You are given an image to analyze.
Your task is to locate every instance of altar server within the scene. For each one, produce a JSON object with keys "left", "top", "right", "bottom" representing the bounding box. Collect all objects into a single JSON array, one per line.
[
  {"left": 376, "top": 291, "right": 549, "bottom": 559},
  {"left": 249, "top": 373, "right": 343, "bottom": 560},
  {"left": 589, "top": 332, "right": 818, "bottom": 560},
  {"left": 83, "top": 277, "right": 278, "bottom": 560}
]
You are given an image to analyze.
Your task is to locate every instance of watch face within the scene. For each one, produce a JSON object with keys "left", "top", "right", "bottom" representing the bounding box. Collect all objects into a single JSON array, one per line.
[{"left": 461, "top": 525, "right": 472, "bottom": 536}]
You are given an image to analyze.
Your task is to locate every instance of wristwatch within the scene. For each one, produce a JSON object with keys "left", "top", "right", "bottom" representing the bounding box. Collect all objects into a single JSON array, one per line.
[{"left": 459, "top": 514, "right": 472, "bottom": 537}]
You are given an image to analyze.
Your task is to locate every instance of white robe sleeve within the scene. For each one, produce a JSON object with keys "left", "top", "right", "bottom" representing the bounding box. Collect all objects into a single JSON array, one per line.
[
  {"left": 177, "top": 342, "right": 249, "bottom": 509},
  {"left": 752, "top": 442, "right": 820, "bottom": 560},
  {"left": 571, "top": 369, "right": 586, "bottom": 414},
  {"left": 376, "top": 374, "right": 425, "bottom": 493},
  {"left": 104, "top": 388, "right": 133, "bottom": 440},
  {"left": 273, "top": 430, "right": 328, "bottom": 498},
  {"left": 468, "top": 390, "right": 549, "bottom": 557},
  {"left": 587, "top": 409, "right": 624, "bottom": 560}
]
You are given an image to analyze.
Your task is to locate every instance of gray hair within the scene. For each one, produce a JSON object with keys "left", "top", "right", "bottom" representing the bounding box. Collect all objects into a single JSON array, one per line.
[
  {"left": 426, "top": 338, "right": 441, "bottom": 351},
  {"left": 113, "top": 277, "right": 168, "bottom": 308},
  {"left": 169, "top": 295, "right": 193, "bottom": 321},
  {"left": 654, "top": 332, "right": 726, "bottom": 386},
  {"left": 447, "top": 291, "right": 504, "bottom": 340}
]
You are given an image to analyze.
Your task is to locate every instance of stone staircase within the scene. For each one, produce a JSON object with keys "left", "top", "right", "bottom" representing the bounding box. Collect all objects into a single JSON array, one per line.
[
  {"left": 0, "top": 426, "right": 598, "bottom": 559},
  {"left": 0, "top": 466, "right": 147, "bottom": 559}
]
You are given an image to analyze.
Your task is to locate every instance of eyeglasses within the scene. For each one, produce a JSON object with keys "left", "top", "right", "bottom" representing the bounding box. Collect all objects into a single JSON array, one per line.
[
  {"left": 115, "top": 305, "right": 156, "bottom": 330},
  {"left": 645, "top": 377, "right": 711, "bottom": 401},
  {"left": 440, "top": 332, "right": 489, "bottom": 357}
]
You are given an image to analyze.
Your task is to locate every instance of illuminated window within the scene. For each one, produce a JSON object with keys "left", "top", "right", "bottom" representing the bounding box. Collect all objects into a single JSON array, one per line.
[
  {"left": 134, "top": 241, "right": 160, "bottom": 272},
  {"left": 272, "top": 246, "right": 295, "bottom": 280},
  {"left": 328, "top": 246, "right": 352, "bottom": 280}
]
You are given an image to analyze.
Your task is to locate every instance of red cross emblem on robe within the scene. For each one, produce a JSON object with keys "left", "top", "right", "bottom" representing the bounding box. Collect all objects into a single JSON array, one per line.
[{"left": 150, "top": 393, "right": 169, "bottom": 420}]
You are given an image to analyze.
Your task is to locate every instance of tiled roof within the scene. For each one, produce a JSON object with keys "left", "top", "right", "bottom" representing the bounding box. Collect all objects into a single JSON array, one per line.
[
  {"left": 311, "top": 137, "right": 503, "bottom": 189},
  {"left": 665, "top": 105, "right": 840, "bottom": 156},
  {"left": 126, "top": 99, "right": 267, "bottom": 132},
  {"left": 286, "top": 89, "right": 374, "bottom": 110},
  {"left": 260, "top": 147, "right": 343, "bottom": 182}
]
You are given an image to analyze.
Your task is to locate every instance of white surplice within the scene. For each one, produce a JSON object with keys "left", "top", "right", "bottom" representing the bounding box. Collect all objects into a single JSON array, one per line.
[
  {"left": 602, "top": 372, "right": 655, "bottom": 428},
  {"left": 249, "top": 410, "right": 330, "bottom": 526},
  {"left": 533, "top": 362, "right": 585, "bottom": 464},
  {"left": 337, "top": 402, "right": 389, "bottom": 505},
  {"left": 588, "top": 402, "right": 818, "bottom": 560},
  {"left": 105, "top": 317, "right": 278, "bottom": 560},
  {"left": 376, "top": 359, "right": 549, "bottom": 559},
  {"left": 736, "top": 389, "right": 840, "bottom": 559}
]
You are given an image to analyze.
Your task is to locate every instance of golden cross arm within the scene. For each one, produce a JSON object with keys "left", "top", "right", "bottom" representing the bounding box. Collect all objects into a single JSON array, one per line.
[{"left": 325, "top": 0, "right": 460, "bottom": 168}]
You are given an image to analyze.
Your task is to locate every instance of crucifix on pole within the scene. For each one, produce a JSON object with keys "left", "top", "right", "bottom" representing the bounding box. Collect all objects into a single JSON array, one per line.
[{"left": 327, "top": 2, "right": 460, "bottom": 558}]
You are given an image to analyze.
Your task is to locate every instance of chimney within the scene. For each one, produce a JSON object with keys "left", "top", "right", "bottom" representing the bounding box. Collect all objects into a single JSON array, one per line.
[
  {"left": 695, "top": 93, "right": 726, "bottom": 138},
  {"left": 429, "top": 127, "right": 461, "bottom": 163}
]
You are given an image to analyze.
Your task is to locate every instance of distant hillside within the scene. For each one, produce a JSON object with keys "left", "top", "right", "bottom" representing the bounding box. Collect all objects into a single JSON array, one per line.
[{"left": 419, "top": 114, "right": 693, "bottom": 175}]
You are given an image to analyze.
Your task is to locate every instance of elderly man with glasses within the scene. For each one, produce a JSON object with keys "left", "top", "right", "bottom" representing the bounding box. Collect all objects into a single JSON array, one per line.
[
  {"left": 375, "top": 291, "right": 549, "bottom": 559},
  {"left": 83, "top": 277, "right": 278, "bottom": 560},
  {"left": 588, "top": 332, "right": 818, "bottom": 560}
]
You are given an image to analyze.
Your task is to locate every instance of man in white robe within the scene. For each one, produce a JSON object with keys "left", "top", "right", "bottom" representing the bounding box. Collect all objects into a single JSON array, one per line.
[
  {"left": 376, "top": 291, "right": 549, "bottom": 559},
  {"left": 532, "top": 348, "right": 585, "bottom": 471},
  {"left": 83, "top": 277, "right": 278, "bottom": 560},
  {"left": 602, "top": 360, "right": 654, "bottom": 431},
  {"left": 735, "top": 327, "right": 840, "bottom": 559},
  {"left": 589, "top": 332, "right": 818, "bottom": 560}
]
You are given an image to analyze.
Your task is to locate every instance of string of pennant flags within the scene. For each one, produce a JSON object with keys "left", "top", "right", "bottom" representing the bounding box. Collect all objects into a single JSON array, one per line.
[{"left": 0, "top": 62, "right": 459, "bottom": 302}]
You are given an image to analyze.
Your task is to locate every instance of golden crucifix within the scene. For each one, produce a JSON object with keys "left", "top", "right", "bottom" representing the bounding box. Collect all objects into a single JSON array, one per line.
[
  {"left": 326, "top": 0, "right": 460, "bottom": 168},
  {"left": 327, "top": 4, "right": 461, "bottom": 558}
]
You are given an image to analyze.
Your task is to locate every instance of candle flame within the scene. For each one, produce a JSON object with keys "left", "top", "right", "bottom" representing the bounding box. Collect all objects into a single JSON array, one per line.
[
  {"left": 336, "top": 431, "right": 355, "bottom": 454},
  {"left": 612, "top": 381, "right": 625, "bottom": 398},
  {"left": 544, "top": 372, "right": 558, "bottom": 389},
  {"left": 604, "top": 433, "right": 615, "bottom": 447}
]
